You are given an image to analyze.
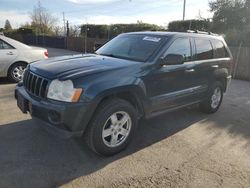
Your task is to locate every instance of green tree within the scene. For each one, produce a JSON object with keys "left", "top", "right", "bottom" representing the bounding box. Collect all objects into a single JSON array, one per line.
[
  {"left": 80, "top": 23, "right": 164, "bottom": 39},
  {"left": 209, "top": 0, "right": 250, "bottom": 46},
  {"left": 168, "top": 19, "right": 211, "bottom": 31},
  {"left": 4, "top": 19, "right": 12, "bottom": 31},
  {"left": 209, "top": 0, "right": 248, "bottom": 32}
]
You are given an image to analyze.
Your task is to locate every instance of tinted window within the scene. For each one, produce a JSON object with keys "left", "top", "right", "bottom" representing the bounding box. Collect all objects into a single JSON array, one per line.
[
  {"left": 96, "top": 34, "right": 165, "bottom": 62},
  {"left": 212, "top": 40, "right": 228, "bottom": 58},
  {"left": 165, "top": 38, "right": 191, "bottom": 61},
  {"left": 0, "top": 39, "right": 13, "bottom": 49},
  {"left": 195, "top": 39, "right": 213, "bottom": 60}
]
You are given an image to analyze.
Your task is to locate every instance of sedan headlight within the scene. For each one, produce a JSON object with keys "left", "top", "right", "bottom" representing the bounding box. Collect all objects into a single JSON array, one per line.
[{"left": 47, "top": 79, "right": 82, "bottom": 102}]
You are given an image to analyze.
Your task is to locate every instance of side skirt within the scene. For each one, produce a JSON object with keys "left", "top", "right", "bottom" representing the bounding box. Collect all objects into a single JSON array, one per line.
[{"left": 145, "top": 100, "right": 201, "bottom": 119}]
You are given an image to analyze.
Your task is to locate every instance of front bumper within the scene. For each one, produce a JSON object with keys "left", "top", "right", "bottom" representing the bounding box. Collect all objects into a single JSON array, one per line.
[{"left": 15, "top": 85, "right": 92, "bottom": 138}]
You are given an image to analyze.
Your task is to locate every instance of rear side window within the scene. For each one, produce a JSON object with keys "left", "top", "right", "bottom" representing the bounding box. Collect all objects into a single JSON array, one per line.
[
  {"left": 0, "top": 39, "right": 14, "bottom": 49},
  {"left": 165, "top": 38, "right": 192, "bottom": 62},
  {"left": 195, "top": 38, "right": 213, "bottom": 60},
  {"left": 212, "top": 40, "right": 228, "bottom": 58}
]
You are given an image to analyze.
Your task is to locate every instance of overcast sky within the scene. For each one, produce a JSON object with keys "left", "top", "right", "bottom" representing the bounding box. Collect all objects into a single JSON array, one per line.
[{"left": 0, "top": 0, "right": 212, "bottom": 28}]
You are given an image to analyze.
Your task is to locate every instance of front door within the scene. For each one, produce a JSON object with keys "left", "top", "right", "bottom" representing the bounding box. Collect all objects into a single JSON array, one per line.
[{"left": 145, "top": 37, "right": 197, "bottom": 113}]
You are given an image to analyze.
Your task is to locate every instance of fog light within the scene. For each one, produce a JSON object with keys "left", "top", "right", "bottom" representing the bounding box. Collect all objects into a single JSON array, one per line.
[{"left": 48, "top": 110, "right": 61, "bottom": 124}]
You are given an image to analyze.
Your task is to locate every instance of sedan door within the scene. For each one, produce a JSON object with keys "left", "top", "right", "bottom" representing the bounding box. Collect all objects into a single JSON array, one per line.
[
  {"left": 145, "top": 37, "right": 198, "bottom": 114},
  {"left": 0, "top": 39, "right": 18, "bottom": 76}
]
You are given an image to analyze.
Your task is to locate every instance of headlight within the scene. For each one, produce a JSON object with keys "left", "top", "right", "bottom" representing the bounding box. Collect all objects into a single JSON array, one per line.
[{"left": 47, "top": 79, "right": 82, "bottom": 102}]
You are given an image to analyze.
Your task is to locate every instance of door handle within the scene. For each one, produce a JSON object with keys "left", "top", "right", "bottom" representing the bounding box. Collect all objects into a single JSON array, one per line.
[
  {"left": 211, "top": 65, "right": 219, "bottom": 68},
  {"left": 6, "top": 51, "right": 14, "bottom": 55},
  {"left": 185, "top": 69, "right": 195, "bottom": 73}
]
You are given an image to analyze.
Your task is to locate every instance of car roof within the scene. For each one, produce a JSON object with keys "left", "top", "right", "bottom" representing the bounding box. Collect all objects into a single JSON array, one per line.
[
  {"left": 0, "top": 35, "right": 31, "bottom": 49},
  {"left": 124, "top": 31, "right": 224, "bottom": 40}
]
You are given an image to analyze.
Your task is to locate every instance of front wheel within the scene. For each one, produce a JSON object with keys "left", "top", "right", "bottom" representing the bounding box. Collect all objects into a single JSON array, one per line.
[
  {"left": 84, "top": 98, "right": 138, "bottom": 156},
  {"left": 199, "top": 81, "right": 224, "bottom": 114}
]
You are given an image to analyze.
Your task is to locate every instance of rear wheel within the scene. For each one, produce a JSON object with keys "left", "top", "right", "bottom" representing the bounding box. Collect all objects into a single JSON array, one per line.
[
  {"left": 8, "top": 62, "right": 27, "bottom": 83},
  {"left": 84, "top": 98, "right": 138, "bottom": 156},
  {"left": 199, "top": 81, "right": 223, "bottom": 114}
]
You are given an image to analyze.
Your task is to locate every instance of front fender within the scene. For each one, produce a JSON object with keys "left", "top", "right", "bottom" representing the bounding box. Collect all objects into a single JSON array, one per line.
[
  {"left": 84, "top": 76, "right": 146, "bottom": 100},
  {"left": 79, "top": 76, "right": 148, "bottom": 119}
]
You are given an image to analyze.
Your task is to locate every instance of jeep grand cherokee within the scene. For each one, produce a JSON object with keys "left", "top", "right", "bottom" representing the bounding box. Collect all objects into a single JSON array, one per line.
[{"left": 15, "top": 31, "right": 233, "bottom": 156}]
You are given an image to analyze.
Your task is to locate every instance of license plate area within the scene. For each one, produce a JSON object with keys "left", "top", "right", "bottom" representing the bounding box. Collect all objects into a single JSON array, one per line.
[{"left": 17, "top": 93, "right": 29, "bottom": 113}]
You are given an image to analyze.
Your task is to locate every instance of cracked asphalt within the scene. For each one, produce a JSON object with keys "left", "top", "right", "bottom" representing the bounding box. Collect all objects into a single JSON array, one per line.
[{"left": 0, "top": 49, "right": 250, "bottom": 188}]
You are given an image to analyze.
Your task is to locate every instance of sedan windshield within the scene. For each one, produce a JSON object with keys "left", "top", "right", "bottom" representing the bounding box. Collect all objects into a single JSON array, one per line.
[{"left": 96, "top": 34, "right": 165, "bottom": 62}]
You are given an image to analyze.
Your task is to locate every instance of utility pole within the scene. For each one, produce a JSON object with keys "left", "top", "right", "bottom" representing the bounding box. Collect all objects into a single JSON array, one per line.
[
  {"left": 62, "top": 12, "right": 66, "bottom": 36},
  {"left": 183, "top": 0, "right": 186, "bottom": 20},
  {"left": 85, "top": 23, "right": 88, "bottom": 53},
  {"left": 66, "top": 20, "right": 69, "bottom": 37},
  {"left": 107, "top": 25, "right": 110, "bottom": 40}
]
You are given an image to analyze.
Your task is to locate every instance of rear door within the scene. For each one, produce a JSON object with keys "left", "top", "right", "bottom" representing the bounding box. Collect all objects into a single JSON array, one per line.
[
  {"left": 211, "top": 39, "right": 232, "bottom": 74},
  {"left": 191, "top": 37, "right": 215, "bottom": 100},
  {"left": 0, "top": 39, "right": 18, "bottom": 76}
]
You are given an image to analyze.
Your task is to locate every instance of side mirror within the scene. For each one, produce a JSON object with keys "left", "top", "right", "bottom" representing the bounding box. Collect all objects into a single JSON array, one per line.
[{"left": 160, "top": 54, "right": 184, "bottom": 66}]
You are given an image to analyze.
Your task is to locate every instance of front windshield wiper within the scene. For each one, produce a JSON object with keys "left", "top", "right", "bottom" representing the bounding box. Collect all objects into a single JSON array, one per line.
[
  {"left": 97, "top": 53, "right": 143, "bottom": 62},
  {"left": 98, "top": 53, "right": 118, "bottom": 58}
]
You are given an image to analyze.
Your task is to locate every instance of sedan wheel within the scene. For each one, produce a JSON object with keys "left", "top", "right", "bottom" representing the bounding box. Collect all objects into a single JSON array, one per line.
[
  {"left": 12, "top": 66, "right": 25, "bottom": 81},
  {"left": 8, "top": 63, "right": 27, "bottom": 83}
]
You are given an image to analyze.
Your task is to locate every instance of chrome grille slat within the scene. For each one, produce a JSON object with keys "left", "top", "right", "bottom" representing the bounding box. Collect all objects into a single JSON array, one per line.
[
  {"left": 31, "top": 76, "right": 37, "bottom": 93},
  {"left": 23, "top": 70, "right": 49, "bottom": 98},
  {"left": 36, "top": 77, "right": 42, "bottom": 96},
  {"left": 28, "top": 74, "right": 33, "bottom": 92}
]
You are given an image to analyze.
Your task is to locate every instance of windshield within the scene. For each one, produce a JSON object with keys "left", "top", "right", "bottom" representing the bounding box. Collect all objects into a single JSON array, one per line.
[{"left": 96, "top": 34, "right": 165, "bottom": 62}]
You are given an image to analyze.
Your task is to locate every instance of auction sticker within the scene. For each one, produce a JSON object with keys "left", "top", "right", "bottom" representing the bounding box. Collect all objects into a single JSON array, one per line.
[{"left": 143, "top": 36, "right": 161, "bottom": 42}]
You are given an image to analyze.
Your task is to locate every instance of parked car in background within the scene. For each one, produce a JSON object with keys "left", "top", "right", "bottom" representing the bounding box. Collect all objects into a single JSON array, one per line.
[
  {"left": 15, "top": 31, "right": 233, "bottom": 156},
  {"left": 0, "top": 35, "right": 48, "bottom": 82}
]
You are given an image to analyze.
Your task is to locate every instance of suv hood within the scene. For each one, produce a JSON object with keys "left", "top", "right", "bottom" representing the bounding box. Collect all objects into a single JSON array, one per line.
[{"left": 29, "top": 54, "right": 141, "bottom": 80}]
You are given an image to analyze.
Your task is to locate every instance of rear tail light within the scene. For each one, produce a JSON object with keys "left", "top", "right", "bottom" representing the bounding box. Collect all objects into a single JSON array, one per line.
[{"left": 44, "top": 51, "right": 48, "bottom": 58}]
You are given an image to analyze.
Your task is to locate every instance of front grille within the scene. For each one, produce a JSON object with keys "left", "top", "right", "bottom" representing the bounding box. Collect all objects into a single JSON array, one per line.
[{"left": 23, "top": 70, "right": 49, "bottom": 98}]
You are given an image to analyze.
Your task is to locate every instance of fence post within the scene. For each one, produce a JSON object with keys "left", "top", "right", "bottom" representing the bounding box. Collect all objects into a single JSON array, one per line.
[{"left": 233, "top": 42, "right": 243, "bottom": 79}]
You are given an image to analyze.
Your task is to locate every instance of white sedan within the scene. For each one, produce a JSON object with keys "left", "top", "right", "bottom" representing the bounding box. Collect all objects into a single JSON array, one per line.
[{"left": 0, "top": 35, "right": 48, "bottom": 82}]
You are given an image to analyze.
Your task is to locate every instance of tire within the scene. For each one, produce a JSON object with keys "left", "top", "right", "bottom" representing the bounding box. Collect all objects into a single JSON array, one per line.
[
  {"left": 84, "top": 98, "right": 138, "bottom": 156},
  {"left": 199, "top": 81, "right": 224, "bottom": 114},
  {"left": 8, "top": 62, "right": 27, "bottom": 83}
]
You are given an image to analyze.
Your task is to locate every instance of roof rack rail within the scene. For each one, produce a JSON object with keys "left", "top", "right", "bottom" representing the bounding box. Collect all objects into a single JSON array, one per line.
[{"left": 186, "top": 30, "right": 219, "bottom": 36}]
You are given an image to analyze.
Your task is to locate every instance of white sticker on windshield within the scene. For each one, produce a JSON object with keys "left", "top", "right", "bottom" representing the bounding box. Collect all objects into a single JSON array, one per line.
[{"left": 143, "top": 36, "right": 161, "bottom": 42}]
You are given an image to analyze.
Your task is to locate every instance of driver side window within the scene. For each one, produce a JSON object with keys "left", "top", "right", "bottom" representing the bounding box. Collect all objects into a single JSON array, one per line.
[{"left": 165, "top": 38, "right": 191, "bottom": 62}]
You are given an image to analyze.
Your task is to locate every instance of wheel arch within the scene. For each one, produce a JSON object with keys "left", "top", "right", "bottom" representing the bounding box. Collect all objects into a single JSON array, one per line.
[
  {"left": 213, "top": 68, "right": 228, "bottom": 92},
  {"left": 95, "top": 87, "right": 146, "bottom": 119},
  {"left": 7, "top": 61, "right": 28, "bottom": 75}
]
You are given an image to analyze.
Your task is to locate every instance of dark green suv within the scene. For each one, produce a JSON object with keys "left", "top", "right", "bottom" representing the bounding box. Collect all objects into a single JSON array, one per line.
[{"left": 15, "top": 31, "right": 233, "bottom": 156}]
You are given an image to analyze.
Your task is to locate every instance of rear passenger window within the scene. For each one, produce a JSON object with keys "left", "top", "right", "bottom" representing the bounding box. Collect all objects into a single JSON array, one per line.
[
  {"left": 0, "top": 39, "right": 13, "bottom": 49},
  {"left": 195, "top": 39, "right": 213, "bottom": 60},
  {"left": 212, "top": 40, "right": 228, "bottom": 58},
  {"left": 166, "top": 38, "right": 192, "bottom": 62}
]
